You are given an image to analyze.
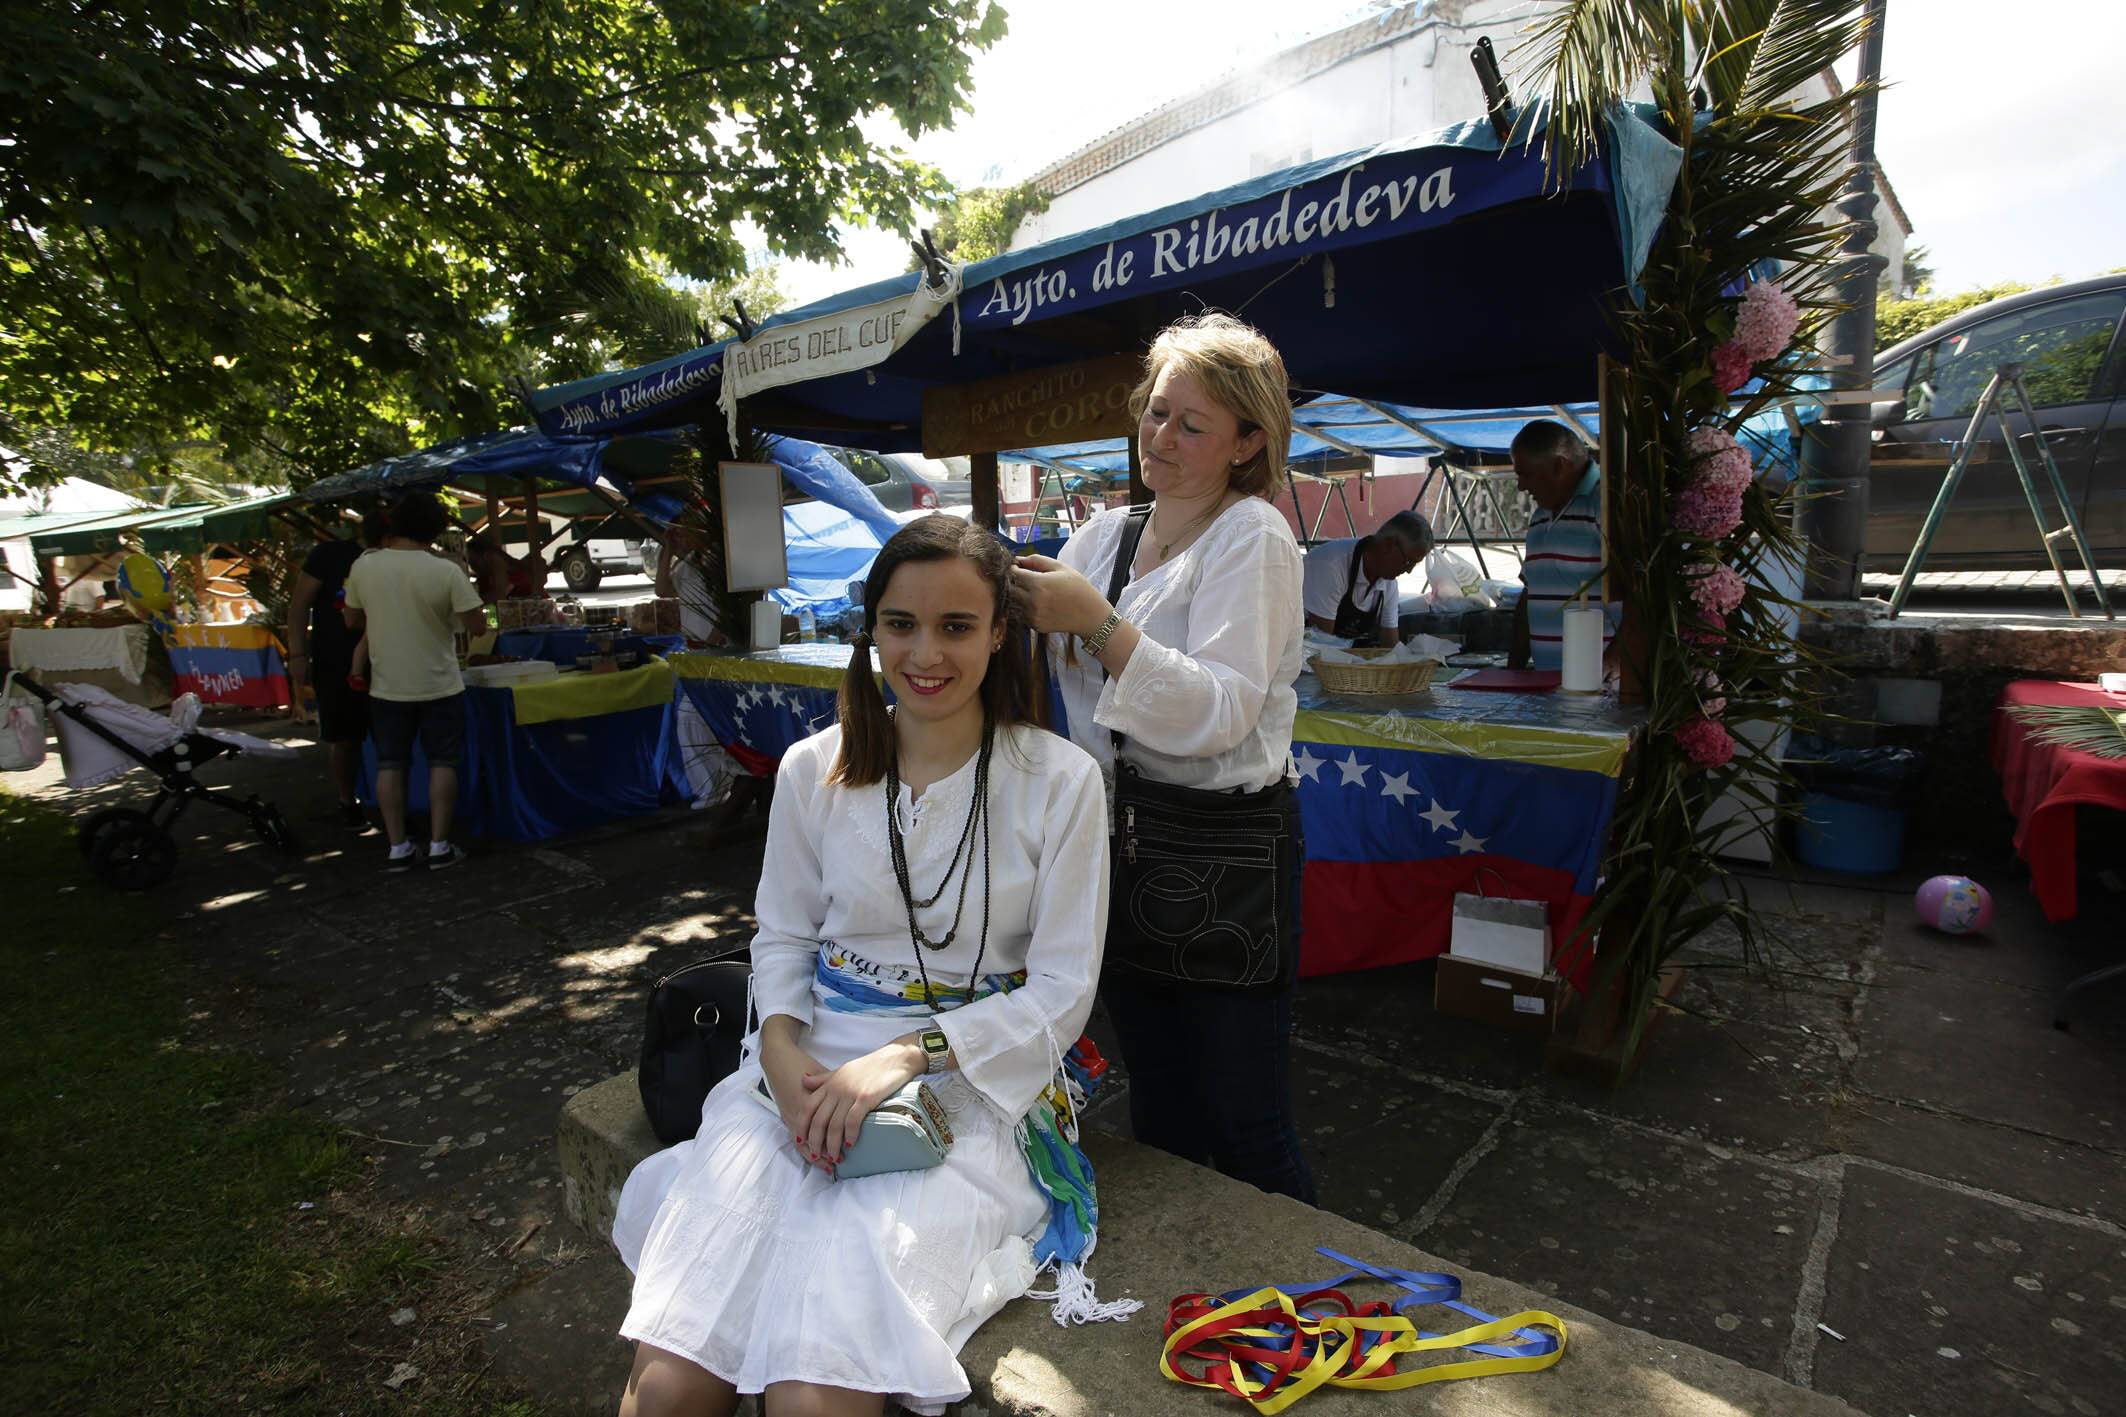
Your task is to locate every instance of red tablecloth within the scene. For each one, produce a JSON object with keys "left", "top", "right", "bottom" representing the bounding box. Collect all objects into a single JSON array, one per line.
[{"left": 1990, "top": 680, "right": 2126, "bottom": 921}]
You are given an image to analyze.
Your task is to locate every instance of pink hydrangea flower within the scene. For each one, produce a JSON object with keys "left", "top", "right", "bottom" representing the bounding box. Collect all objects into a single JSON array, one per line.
[
  {"left": 1675, "top": 426, "right": 1752, "bottom": 537},
  {"left": 1681, "top": 611, "right": 1728, "bottom": 647},
  {"left": 1676, "top": 716, "right": 1736, "bottom": 768},
  {"left": 1733, "top": 280, "right": 1800, "bottom": 363},
  {"left": 1711, "top": 340, "right": 1754, "bottom": 392},
  {"left": 1689, "top": 563, "right": 1746, "bottom": 617}
]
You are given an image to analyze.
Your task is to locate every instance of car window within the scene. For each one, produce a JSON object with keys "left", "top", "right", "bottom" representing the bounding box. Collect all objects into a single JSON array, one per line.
[
  {"left": 839, "top": 450, "right": 894, "bottom": 487},
  {"left": 1908, "top": 291, "right": 2126, "bottom": 419}
]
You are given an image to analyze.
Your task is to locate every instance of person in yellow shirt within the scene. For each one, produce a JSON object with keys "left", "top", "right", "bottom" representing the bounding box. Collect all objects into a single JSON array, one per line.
[{"left": 343, "top": 492, "right": 488, "bottom": 871}]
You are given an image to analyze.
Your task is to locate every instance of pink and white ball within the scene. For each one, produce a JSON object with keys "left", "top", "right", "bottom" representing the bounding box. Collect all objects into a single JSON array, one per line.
[{"left": 1915, "top": 875, "right": 1994, "bottom": 935}]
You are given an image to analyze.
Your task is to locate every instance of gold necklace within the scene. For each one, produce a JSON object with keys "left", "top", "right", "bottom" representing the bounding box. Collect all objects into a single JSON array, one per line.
[{"left": 1151, "top": 496, "right": 1227, "bottom": 562}]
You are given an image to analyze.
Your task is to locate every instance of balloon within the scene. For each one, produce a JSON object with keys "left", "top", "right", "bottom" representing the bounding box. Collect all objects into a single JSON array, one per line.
[
  {"left": 1915, "top": 875, "right": 1993, "bottom": 935},
  {"left": 116, "top": 552, "right": 173, "bottom": 616}
]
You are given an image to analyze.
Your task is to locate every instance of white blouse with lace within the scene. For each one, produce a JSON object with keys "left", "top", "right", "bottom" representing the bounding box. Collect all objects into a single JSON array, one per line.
[
  {"left": 610, "top": 721, "right": 1108, "bottom": 1414},
  {"left": 1050, "top": 496, "right": 1306, "bottom": 792}
]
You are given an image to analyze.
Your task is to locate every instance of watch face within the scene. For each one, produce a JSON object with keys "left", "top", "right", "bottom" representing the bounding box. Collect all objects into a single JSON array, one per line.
[{"left": 921, "top": 1029, "right": 948, "bottom": 1054}]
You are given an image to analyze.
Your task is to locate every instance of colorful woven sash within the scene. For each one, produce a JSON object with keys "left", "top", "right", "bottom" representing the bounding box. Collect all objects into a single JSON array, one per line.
[{"left": 1161, "top": 1248, "right": 1565, "bottom": 1412}]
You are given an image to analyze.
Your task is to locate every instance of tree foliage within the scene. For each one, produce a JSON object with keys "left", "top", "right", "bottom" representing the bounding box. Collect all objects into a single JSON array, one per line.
[
  {"left": 1875, "top": 282, "right": 2031, "bottom": 352},
  {"left": 0, "top": 0, "right": 1006, "bottom": 494},
  {"left": 908, "top": 180, "right": 1050, "bottom": 269}
]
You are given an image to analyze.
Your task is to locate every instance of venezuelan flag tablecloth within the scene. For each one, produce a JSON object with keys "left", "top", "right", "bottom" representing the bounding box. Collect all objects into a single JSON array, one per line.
[
  {"left": 1292, "top": 678, "right": 1639, "bottom": 987},
  {"left": 360, "top": 659, "right": 686, "bottom": 841},
  {"left": 670, "top": 647, "right": 850, "bottom": 778},
  {"left": 163, "top": 623, "right": 290, "bottom": 708}
]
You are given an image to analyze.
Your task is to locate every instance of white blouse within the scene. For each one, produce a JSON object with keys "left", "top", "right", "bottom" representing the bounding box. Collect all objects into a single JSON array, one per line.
[
  {"left": 749, "top": 720, "right": 1109, "bottom": 1122},
  {"left": 1051, "top": 497, "right": 1305, "bottom": 793}
]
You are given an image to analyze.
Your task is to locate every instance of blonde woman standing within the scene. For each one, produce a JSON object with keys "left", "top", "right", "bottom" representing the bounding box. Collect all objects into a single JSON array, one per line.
[{"left": 1015, "top": 312, "right": 1314, "bottom": 1203}]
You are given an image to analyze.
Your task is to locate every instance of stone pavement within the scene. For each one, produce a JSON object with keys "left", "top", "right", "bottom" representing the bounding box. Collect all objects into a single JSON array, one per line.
[{"left": 15, "top": 711, "right": 2126, "bottom": 1415}]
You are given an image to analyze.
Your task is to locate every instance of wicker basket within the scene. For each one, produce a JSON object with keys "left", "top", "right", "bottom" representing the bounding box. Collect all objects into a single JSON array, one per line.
[{"left": 1310, "top": 648, "right": 1440, "bottom": 695}]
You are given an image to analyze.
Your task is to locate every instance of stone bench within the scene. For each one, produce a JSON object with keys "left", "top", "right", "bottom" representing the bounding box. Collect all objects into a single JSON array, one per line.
[{"left": 561, "top": 1074, "right": 1862, "bottom": 1415}]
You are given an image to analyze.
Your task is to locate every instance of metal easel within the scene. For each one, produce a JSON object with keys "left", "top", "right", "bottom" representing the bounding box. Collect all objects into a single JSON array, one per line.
[{"left": 1888, "top": 361, "right": 2115, "bottom": 619}]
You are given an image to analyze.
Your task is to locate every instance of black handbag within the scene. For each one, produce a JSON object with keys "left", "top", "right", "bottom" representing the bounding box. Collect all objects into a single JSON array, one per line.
[
  {"left": 638, "top": 953, "right": 753, "bottom": 1145},
  {"left": 1099, "top": 507, "right": 1302, "bottom": 991}
]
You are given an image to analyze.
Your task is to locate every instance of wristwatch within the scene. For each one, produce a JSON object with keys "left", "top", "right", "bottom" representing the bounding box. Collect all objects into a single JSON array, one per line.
[
  {"left": 1081, "top": 609, "right": 1122, "bottom": 657},
  {"left": 919, "top": 1028, "right": 951, "bottom": 1075}
]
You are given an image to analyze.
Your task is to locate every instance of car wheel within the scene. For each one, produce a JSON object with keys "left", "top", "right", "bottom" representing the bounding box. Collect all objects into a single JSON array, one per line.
[{"left": 559, "top": 548, "right": 601, "bottom": 591}]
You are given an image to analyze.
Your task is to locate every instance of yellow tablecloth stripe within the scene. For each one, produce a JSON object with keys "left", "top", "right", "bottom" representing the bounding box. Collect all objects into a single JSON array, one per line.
[
  {"left": 509, "top": 658, "right": 675, "bottom": 726},
  {"left": 668, "top": 650, "right": 854, "bottom": 691},
  {"left": 1292, "top": 707, "right": 1629, "bottom": 777}
]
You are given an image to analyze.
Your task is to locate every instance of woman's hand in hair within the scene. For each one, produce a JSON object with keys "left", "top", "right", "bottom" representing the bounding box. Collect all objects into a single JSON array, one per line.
[
  {"left": 1011, "top": 555, "right": 1111, "bottom": 638},
  {"left": 798, "top": 1041, "right": 927, "bottom": 1164},
  {"left": 759, "top": 1024, "right": 836, "bottom": 1174}
]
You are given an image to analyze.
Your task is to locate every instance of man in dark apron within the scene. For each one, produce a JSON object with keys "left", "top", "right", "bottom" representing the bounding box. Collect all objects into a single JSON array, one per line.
[{"left": 1302, "top": 511, "right": 1434, "bottom": 647}]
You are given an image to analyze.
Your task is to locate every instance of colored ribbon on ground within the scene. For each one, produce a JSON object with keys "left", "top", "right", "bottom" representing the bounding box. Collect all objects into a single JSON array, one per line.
[{"left": 1160, "top": 1247, "right": 1564, "bottom": 1413}]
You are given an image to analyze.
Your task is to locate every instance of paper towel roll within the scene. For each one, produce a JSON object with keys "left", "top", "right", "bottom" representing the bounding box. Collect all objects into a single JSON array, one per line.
[{"left": 1560, "top": 604, "right": 1605, "bottom": 693}]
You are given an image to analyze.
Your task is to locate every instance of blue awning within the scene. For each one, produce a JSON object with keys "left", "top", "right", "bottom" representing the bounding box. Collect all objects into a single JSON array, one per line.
[
  {"left": 301, "top": 428, "right": 606, "bottom": 503},
  {"left": 1012, "top": 387, "right": 1815, "bottom": 483},
  {"left": 527, "top": 107, "right": 1683, "bottom": 448}
]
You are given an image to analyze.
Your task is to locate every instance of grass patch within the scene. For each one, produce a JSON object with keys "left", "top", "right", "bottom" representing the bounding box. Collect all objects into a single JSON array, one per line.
[{"left": 0, "top": 788, "right": 548, "bottom": 1414}]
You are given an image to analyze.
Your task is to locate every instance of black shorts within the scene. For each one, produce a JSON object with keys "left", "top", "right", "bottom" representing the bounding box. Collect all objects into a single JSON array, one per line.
[
  {"left": 311, "top": 666, "right": 369, "bottom": 745},
  {"left": 370, "top": 693, "right": 468, "bottom": 769}
]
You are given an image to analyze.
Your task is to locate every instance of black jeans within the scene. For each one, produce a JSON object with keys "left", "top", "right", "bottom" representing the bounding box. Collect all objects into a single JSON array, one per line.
[{"left": 1101, "top": 974, "right": 1317, "bottom": 1205}]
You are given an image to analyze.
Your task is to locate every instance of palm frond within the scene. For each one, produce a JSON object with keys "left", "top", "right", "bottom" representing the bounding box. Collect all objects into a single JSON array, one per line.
[
  {"left": 1512, "top": 0, "right": 1669, "bottom": 179},
  {"left": 1733, "top": 0, "right": 1876, "bottom": 116},
  {"left": 2006, "top": 704, "right": 2126, "bottom": 760}
]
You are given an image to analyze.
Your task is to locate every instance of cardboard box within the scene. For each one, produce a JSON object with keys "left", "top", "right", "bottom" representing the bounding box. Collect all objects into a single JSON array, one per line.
[
  {"left": 1434, "top": 955, "right": 1561, "bottom": 1037},
  {"left": 1447, "top": 891, "right": 1551, "bottom": 974}
]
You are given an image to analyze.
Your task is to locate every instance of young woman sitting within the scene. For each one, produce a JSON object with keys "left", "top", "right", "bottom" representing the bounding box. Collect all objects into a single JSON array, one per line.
[{"left": 612, "top": 515, "right": 1114, "bottom": 1417}]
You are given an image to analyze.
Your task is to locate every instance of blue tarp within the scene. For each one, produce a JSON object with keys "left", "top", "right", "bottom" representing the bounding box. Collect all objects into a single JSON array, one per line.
[
  {"left": 768, "top": 498, "right": 888, "bottom": 620},
  {"left": 302, "top": 428, "right": 604, "bottom": 503},
  {"left": 527, "top": 108, "right": 1684, "bottom": 448},
  {"left": 1016, "top": 387, "right": 1818, "bottom": 484}
]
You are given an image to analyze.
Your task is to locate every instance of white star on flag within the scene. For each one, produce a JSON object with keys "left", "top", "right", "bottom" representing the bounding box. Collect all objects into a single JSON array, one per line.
[
  {"left": 1293, "top": 748, "right": 1324, "bottom": 782},
  {"left": 1336, "top": 752, "right": 1369, "bottom": 787},
  {"left": 1379, "top": 771, "right": 1418, "bottom": 805},
  {"left": 766, "top": 685, "right": 788, "bottom": 707},
  {"left": 1451, "top": 829, "right": 1488, "bottom": 855},
  {"left": 1422, "top": 800, "right": 1460, "bottom": 834}
]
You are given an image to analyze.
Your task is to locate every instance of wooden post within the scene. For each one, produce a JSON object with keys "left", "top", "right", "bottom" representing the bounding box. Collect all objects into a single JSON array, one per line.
[
  {"left": 1127, "top": 439, "right": 1147, "bottom": 507},
  {"left": 970, "top": 451, "right": 1000, "bottom": 532},
  {"left": 524, "top": 479, "right": 541, "bottom": 583},
  {"left": 484, "top": 482, "right": 500, "bottom": 535}
]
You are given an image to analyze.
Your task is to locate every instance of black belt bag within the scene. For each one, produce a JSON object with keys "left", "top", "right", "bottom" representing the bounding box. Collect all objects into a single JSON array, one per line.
[
  {"left": 1098, "top": 504, "right": 1300, "bottom": 991},
  {"left": 1108, "top": 765, "right": 1300, "bottom": 990}
]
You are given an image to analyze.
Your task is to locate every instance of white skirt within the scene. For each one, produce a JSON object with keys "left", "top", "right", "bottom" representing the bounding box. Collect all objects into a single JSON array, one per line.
[{"left": 613, "top": 1005, "right": 1046, "bottom": 1414}]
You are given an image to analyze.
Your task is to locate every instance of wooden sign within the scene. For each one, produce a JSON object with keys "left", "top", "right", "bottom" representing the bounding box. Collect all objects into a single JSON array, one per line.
[{"left": 922, "top": 352, "right": 1143, "bottom": 459}]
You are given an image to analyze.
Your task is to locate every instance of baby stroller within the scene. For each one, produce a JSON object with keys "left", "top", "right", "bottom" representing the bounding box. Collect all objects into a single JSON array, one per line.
[{"left": 4, "top": 673, "right": 301, "bottom": 890}]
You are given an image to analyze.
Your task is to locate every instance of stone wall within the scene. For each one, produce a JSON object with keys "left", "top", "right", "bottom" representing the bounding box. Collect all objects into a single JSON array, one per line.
[{"left": 1798, "top": 606, "right": 2126, "bottom": 861}]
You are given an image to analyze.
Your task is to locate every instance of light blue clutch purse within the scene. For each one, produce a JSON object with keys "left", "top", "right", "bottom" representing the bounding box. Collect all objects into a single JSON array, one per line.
[{"left": 755, "top": 1077, "right": 953, "bottom": 1180}]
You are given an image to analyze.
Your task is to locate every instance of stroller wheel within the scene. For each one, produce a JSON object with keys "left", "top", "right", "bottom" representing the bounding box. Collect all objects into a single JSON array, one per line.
[
  {"left": 78, "top": 807, "right": 152, "bottom": 860},
  {"left": 253, "top": 804, "right": 300, "bottom": 855},
  {"left": 90, "top": 817, "right": 178, "bottom": 891}
]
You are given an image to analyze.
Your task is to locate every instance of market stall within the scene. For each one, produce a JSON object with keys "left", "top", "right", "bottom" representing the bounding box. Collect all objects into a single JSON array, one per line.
[
  {"left": 358, "top": 658, "right": 686, "bottom": 841},
  {"left": 1290, "top": 675, "right": 1639, "bottom": 987}
]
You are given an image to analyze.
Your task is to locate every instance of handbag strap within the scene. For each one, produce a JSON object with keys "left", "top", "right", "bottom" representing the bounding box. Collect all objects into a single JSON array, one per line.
[{"left": 1102, "top": 506, "right": 1154, "bottom": 756}]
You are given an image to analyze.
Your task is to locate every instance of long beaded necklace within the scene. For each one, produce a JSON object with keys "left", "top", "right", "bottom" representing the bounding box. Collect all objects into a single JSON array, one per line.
[{"left": 884, "top": 720, "right": 993, "bottom": 1011}]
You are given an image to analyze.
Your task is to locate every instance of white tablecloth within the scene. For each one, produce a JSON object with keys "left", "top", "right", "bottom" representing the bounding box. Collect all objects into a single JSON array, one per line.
[{"left": 9, "top": 625, "right": 150, "bottom": 684}]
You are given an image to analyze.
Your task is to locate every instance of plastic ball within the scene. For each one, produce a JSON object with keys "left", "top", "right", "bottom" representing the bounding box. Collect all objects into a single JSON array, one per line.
[
  {"left": 116, "top": 552, "right": 173, "bottom": 615},
  {"left": 1915, "top": 875, "right": 1994, "bottom": 935}
]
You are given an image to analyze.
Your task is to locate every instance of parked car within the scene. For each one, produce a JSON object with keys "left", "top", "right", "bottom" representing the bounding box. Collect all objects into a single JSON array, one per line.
[
  {"left": 895, "top": 453, "right": 974, "bottom": 507},
  {"left": 1865, "top": 275, "right": 2126, "bottom": 571},
  {"left": 830, "top": 447, "right": 941, "bottom": 513},
  {"left": 550, "top": 514, "right": 654, "bottom": 591}
]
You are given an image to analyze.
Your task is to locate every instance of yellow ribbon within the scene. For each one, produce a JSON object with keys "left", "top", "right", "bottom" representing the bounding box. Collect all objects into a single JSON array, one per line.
[{"left": 1159, "top": 1286, "right": 1566, "bottom": 1415}]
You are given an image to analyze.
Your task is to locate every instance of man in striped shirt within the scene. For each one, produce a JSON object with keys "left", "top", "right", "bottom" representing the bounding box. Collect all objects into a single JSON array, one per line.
[{"left": 1509, "top": 419, "right": 1617, "bottom": 673}]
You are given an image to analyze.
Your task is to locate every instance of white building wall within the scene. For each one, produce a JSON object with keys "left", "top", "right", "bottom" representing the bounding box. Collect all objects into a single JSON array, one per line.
[{"left": 1011, "top": 0, "right": 1906, "bottom": 287}]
